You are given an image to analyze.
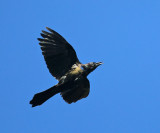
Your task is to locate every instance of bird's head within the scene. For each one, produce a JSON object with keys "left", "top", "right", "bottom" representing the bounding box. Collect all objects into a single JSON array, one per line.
[{"left": 82, "top": 62, "right": 103, "bottom": 76}]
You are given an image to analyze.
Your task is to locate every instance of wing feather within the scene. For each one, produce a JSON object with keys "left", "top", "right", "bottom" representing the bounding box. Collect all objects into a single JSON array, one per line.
[
  {"left": 60, "top": 77, "right": 90, "bottom": 104},
  {"left": 38, "top": 27, "right": 80, "bottom": 80}
]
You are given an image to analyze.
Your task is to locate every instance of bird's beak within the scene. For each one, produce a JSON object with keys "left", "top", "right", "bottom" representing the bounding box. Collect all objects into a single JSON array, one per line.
[{"left": 96, "top": 62, "right": 103, "bottom": 66}]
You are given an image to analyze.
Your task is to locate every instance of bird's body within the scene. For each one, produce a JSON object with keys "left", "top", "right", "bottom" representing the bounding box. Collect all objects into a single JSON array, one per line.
[{"left": 30, "top": 27, "right": 102, "bottom": 107}]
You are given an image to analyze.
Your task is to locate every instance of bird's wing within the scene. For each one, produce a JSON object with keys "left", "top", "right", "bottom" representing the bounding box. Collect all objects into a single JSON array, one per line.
[
  {"left": 38, "top": 27, "right": 80, "bottom": 80},
  {"left": 60, "top": 77, "right": 90, "bottom": 104}
]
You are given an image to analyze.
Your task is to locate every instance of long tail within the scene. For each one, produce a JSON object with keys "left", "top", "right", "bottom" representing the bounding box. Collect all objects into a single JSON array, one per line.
[{"left": 30, "top": 85, "right": 61, "bottom": 107}]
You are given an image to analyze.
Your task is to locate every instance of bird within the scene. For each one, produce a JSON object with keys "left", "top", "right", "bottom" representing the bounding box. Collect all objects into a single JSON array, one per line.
[{"left": 30, "top": 27, "right": 102, "bottom": 107}]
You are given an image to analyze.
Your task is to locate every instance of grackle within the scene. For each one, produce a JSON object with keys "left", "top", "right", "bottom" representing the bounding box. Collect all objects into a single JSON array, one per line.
[{"left": 30, "top": 27, "right": 102, "bottom": 107}]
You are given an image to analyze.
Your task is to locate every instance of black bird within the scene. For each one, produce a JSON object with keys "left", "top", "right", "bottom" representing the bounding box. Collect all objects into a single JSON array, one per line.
[{"left": 30, "top": 27, "right": 102, "bottom": 107}]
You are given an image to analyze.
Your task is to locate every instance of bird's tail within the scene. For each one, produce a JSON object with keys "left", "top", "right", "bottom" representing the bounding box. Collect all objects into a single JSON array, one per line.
[{"left": 30, "top": 85, "right": 61, "bottom": 107}]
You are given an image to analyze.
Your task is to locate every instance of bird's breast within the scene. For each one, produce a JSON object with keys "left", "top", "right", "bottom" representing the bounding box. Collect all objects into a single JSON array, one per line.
[
  {"left": 70, "top": 66, "right": 83, "bottom": 75},
  {"left": 59, "top": 65, "right": 84, "bottom": 84}
]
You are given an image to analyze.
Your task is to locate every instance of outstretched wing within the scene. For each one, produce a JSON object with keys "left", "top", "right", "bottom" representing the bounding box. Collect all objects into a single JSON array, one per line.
[
  {"left": 60, "top": 77, "right": 90, "bottom": 104},
  {"left": 38, "top": 27, "right": 80, "bottom": 80}
]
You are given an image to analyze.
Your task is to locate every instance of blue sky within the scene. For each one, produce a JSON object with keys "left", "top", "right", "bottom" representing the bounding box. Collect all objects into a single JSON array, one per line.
[{"left": 0, "top": 0, "right": 160, "bottom": 133}]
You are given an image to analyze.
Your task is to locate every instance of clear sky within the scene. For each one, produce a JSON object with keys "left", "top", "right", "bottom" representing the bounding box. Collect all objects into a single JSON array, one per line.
[{"left": 0, "top": 0, "right": 160, "bottom": 133}]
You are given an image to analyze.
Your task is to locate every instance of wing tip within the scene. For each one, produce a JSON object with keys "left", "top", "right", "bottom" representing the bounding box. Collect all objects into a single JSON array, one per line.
[
  {"left": 37, "top": 38, "right": 42, "bottom": 41},
  {"left": 46, "top": 27, "right": 49, "bottom": 30},
  {"left": 46, "top": 27, "right": 53, "bottom": 32}
]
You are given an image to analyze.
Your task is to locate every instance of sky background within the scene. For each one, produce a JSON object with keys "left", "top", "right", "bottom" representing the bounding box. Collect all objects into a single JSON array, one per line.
[{"left": 0, "top": 0, "right": 160, "bottom": 133}]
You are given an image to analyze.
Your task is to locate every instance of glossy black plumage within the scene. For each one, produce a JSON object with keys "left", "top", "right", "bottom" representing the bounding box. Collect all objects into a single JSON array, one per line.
[
  {"left": 30, "top": 27, "right": 102, "bottom": 107},
  {"left": 38, "top": 27, "right": 80, "bottom": 80}
]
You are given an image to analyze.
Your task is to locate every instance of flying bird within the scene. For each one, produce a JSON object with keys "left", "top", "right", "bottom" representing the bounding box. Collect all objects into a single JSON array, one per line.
[{"left": 30, "top": 27, "right": 102, "bottom": 107}]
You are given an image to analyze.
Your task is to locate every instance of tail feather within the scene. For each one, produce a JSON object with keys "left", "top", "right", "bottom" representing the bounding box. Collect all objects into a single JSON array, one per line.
[{"left": 30, "top": 85, "right": 60, "bottom": 107}]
